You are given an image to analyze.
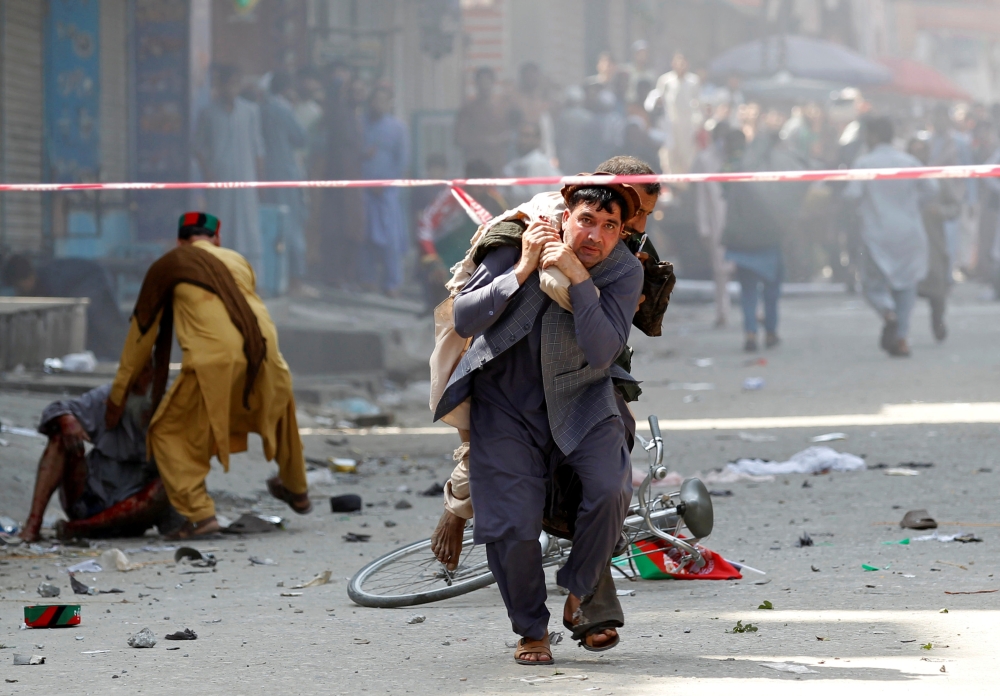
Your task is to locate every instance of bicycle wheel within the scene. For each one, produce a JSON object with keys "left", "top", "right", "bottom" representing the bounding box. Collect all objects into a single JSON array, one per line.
[{"left": 348, "top": 529, "right": 496, "bottom": 608}]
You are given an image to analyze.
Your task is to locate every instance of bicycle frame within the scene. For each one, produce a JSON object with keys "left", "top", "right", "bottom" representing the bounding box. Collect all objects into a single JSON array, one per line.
[{"left": 535, "top": 416, "right": 708, "bottom": 575}]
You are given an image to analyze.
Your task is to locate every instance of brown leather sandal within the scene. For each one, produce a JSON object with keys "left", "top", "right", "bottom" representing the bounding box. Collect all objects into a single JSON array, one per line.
[
  {"left": 514, "top": 634, "right": 554, "bottom": 666},
  {"left": 267, "top": 476, "right": 312, "bottom": 514},
  {"left": 164, "top": 516, "right": 221, "bottom": 541}
]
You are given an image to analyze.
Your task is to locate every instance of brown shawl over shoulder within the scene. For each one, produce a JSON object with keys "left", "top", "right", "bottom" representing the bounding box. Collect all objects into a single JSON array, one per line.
[{"left": 132, "top": 244, "right": 267, "bottom": 411}]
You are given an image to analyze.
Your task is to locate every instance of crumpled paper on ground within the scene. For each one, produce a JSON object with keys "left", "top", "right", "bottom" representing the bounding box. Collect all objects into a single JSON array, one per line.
[{"left": 725, "top": 446, "right": 865, "bottom": 476}]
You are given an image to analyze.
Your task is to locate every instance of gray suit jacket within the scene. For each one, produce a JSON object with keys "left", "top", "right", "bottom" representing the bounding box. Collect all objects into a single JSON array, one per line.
[{"left": 435, "top": 240, "right": 642, "bottom": 454}]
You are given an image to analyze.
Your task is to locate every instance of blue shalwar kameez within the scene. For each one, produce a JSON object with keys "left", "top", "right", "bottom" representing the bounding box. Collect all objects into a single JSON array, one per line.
[{"left": 453, "top": 246, "right": 642, "bottom": 640}]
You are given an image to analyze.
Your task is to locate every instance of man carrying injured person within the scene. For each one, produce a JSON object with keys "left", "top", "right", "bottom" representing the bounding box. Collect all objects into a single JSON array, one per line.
[
  {"left": 107, "top": 212, "right": 310, "bottom": 540},
  {"left": 19, "top": 361, "right": 183, "bottom": 542},
  {"left": 434, "top": 179, "right": 643, "bottom": 665}
]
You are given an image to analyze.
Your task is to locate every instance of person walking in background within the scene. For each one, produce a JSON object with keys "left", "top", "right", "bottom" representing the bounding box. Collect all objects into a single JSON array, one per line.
[
  {"left": 261, "top": 71, "right": 308, "bottom": 295},
  {"left": 721, "top": 129, "right": 783, "bottom": 352},
  {"left": 510, "top": 62, "right": 556, "bottom": 163},
  {"left": 908, "top": 133, "right": 957, "bottom": 342},
  {"left": 503, "top": 121, "right": 562, "bottom": 207},
  {"left": 625, "top": 41, "right": 657, "bottom": 104},
  {"left": 646, "top": 52, "right": 701, "bottom": 175},
  {"left": 928, "top": 105, "right": 971, "bottom": 277},
  {"left": 362, "top": 85, "right": 410, "bottom": 297},
  {"left": 844, "top": 117, "right": 937, "bottom": 358},
  {"left": 321, "top": 64, "right": 367, "bottom": 289},
  {"left": 555, "top": 86, "right": 596, "bottom": 175},
  {"left": 455, "top": 67, "right": 510, "bottom": 176},
  {"left": 586, "top": 51, "right": 618, "bottom": 88},
  {"left": 692, "top": 121, "right": 732, "bottom": 328},
  {"left": 194, "top": 64, "right": 265, "bottom": 271}
]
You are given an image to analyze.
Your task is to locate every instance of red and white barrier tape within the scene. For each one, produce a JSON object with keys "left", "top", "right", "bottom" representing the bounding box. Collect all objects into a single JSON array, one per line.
[{"left": 1, "top": 163, "right": 999, "bottom": 193}]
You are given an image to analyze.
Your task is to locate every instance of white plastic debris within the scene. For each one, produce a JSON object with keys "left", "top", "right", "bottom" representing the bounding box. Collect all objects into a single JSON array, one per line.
[
  {"left": 67, "top": 559, "right": 103, "bottom": 574},
  {"left": 520, "top": 674, "right": 588, "bottom": 684},
  {"left": 810, "top": 432, "right": 847, "bottom": 443},
  {"left": 306, "top": 468, "right": 336, "bottom": 487},
  {"left": 668, "top": 382, "right": 715, "bottom": 391},
  {"left": 759, "top": 662, "right": 818, "bottom": 674},
  {"left": 885, "top": 468, "right": 920, "bottom": 476},
  {"left": 739, "top": 432, "right": 777, "bottom": 443},
  {"left": 912, "top": 532, "right": 978, "bottom": 543},
  {"left": 725, "top": 446, "right": 865, "bottom": 476},
  {"left": 13, "top": 654, "right": 45, "bottom": 665},
  {"left": 61, "top": 351, "right": 97, "bottom": 373}
]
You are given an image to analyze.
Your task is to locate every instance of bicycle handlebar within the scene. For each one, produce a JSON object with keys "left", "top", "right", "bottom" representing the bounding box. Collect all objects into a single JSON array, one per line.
[{"left": 648, "top": 415, "right": 662, "bottom": 440}]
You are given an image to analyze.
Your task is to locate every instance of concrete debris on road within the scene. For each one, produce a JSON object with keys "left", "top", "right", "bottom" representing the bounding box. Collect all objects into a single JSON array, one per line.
[
  {"left": 127, "top": 628, "right": 157, "bottom": 648},
  {"left": 406, "top": 615, "right": 426, "bottom": 624},
  {"left": 36, "top": 582, "right": 60, "bottom": 597}
]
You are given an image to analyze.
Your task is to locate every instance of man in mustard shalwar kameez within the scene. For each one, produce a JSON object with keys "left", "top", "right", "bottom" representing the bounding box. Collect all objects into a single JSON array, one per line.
[{"left": 107, "top": 212, "right": 310, "bottom": 539}]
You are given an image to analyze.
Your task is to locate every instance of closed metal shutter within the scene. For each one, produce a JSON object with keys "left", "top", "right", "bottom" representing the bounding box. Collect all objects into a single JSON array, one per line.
[
  {"left": 100, "top": 0, "right": 128, "bottom": 193},
  {"left": 0, "top": 0, "right": 44, "bottom": 253}
]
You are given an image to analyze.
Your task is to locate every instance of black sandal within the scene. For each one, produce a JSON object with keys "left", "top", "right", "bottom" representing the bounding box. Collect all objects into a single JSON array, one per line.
[{"left": 267, "top": 476, "right": 313, "bottom": 514}]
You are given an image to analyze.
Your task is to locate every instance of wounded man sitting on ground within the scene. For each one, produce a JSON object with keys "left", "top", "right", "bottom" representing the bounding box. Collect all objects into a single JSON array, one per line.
[{"left": 19, "top": 361, "right": 183, "bottom": 542}]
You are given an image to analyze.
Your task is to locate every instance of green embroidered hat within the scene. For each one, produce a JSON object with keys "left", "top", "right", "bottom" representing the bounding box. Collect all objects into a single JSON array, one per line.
[{"left": 177, "top": 211, "right": 221, "bottom": 239}]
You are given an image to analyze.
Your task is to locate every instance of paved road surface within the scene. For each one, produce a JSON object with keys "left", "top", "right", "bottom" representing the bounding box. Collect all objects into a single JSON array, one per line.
[{"left": 1, "top": 285, "right": 998, "bottom": 694}]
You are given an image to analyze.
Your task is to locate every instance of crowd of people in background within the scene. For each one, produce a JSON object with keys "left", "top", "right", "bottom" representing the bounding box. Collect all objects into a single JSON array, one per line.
[{"left": 29, "top": 44, "right": 995, "bottom": 361}]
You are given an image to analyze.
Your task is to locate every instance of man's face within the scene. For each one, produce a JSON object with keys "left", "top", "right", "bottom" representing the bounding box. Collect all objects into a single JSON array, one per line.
[
  {"left": 625, "top": 187, "right": 658, "bottom": 236},
  {"left": 562, "top": 201, "right": 624, "bottom": 269},
  {"left": 672, "top": 53, "right": 688, "bottom": 76}
]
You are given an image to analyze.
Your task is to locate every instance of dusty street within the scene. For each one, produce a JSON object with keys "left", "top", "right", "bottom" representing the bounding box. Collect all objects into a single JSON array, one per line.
[{"left": 2, "top": 285, "right": 999, "bottom": 695}]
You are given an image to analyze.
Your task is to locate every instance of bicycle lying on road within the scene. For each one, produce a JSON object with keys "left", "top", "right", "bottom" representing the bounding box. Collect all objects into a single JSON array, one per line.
[{"left": 349, "top": 416, "right": 717, "bottom": 608}]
